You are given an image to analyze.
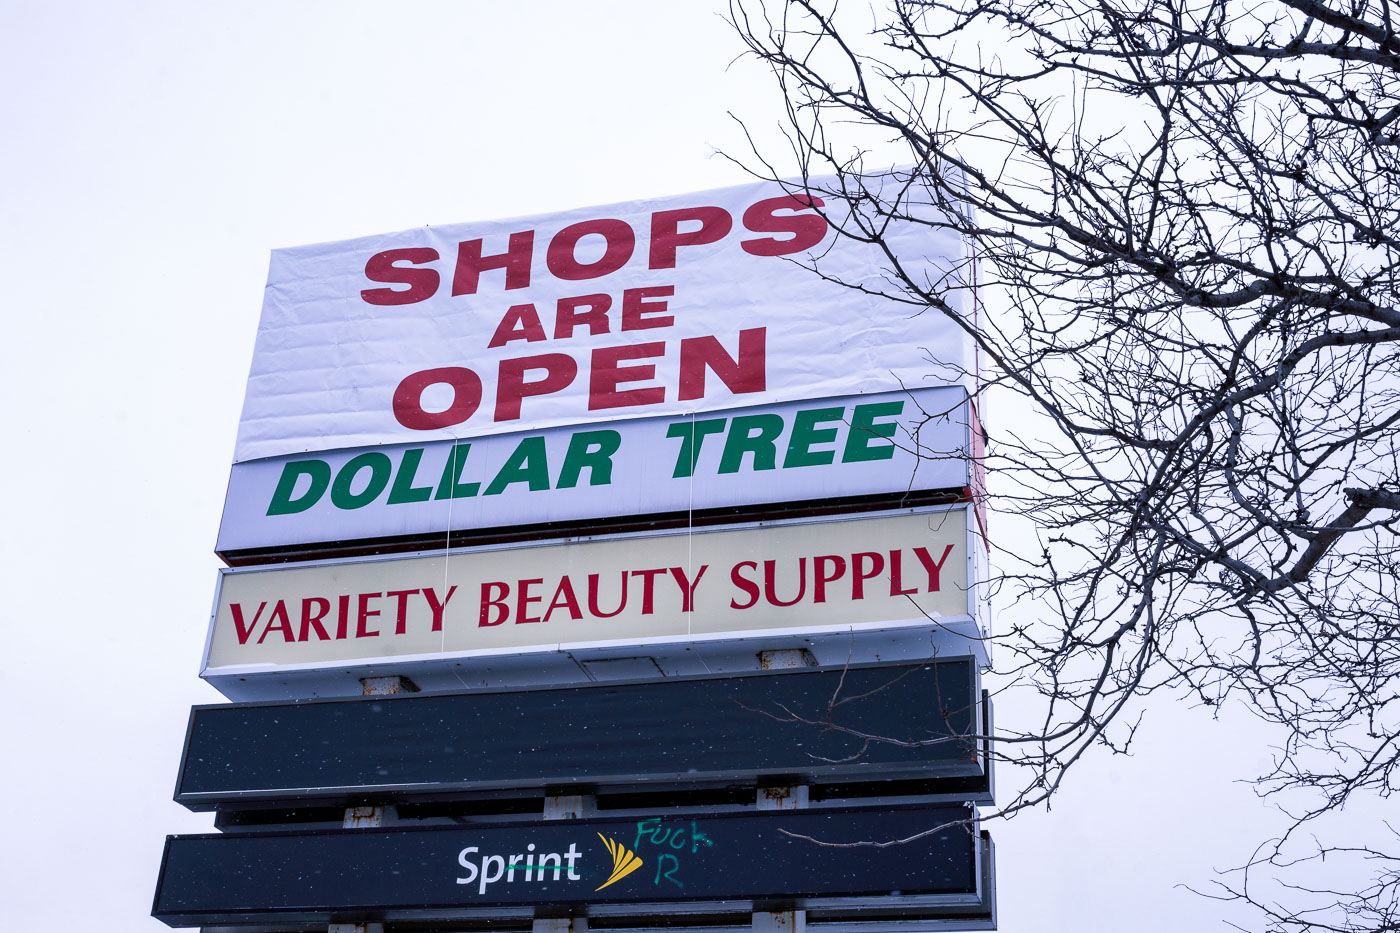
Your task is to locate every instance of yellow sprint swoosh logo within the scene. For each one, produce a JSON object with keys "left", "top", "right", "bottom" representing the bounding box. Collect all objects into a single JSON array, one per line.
[{"left": 594, "top": 833, "right": 644, "bottom": 891}]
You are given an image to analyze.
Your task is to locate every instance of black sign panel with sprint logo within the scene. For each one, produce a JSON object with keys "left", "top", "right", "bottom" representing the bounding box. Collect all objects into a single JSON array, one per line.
[{"left": 152, "top": 804, "right": 982, "bottom": 926}]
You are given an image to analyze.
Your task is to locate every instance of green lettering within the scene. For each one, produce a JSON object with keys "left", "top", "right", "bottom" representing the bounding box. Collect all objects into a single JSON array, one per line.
[
  {"left": 719, "top": 414, "right": 783, "bottom": 473},
  {"left": 386, "top": 448, "right": 433, "bottom": 504},
  {"left": 434, "top": 443, "right": 479, "bottom": 499},
  {"left": 266, "top": 459, "right": 331, "bottom": 515},
  {"left": 843, "top": 400, "right": 904, "bottom": 462},
  {"left": 330, "top": 452, "right": 393, "bottom": 509},
  {"left": 665, "top": 419, "right": 727, "bottom": 478},
  {"left": 484, "top": 436, "right": 550, "bottom": 495},
  {"left": 783, "top": 406, "right": 844, "bottom": 467},
  {"left": 635, "top": 818, "right": 661, "bottom": 851},
  {"left": 557, "top": 430, "right": 621, "bottom": 488}
]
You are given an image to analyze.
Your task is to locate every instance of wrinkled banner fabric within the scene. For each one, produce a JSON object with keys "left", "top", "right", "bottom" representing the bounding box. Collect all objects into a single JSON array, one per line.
[{"left": 233, "top": 174, "right": 973, "bottom": 463}]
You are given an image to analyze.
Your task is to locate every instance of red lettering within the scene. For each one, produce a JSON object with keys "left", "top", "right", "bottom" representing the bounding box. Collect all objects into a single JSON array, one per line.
[
  {"left": 764, "top": 559, "right": 807, "bottom": 607},
  {"left": 546, "top": 219, "right": 634, "bottom": 281},
  {"left": 362, "top": 248, "right": 440, "bottom": 305},
  {"left": 554, "top": 294, "right": 612, "bottom": 339},
  {"left": 544, "top": 577, "right": 583, "bottom": 622},
  {"left": 479, "top": 582, "right": 509, "bottom": 627},
  {"left": 356, "top": 592, "right": 382, "bottom": 638},
  {"left": 668, "top": 565, "right": 708, "bottom": 612},
  {"left": 678, "top": 328, "right": 766, "bottom": 401},
  {"left": 630, "top": 568, "right": 667, "bottom": 614},
  {"left": 621, "top": 285, "right": 674, "bottom": 331},
  {"left": 813, "top": 555, "right": 846, "bottom": 603},
  {"left": 889, "top": 550, "right": 918, "bottom": 596},
  {"left": 517, "top": 578, "right": 544, "bottom": 624},
  {"left": 740, "top": 195, "right": 828, "bottom": 256},
  {"left": 587, "top": 572, "right": 628, "bottom": 618},
  {"left": 257, "top": 600, "right": 295, "bottom": 644},
  {"left": 729, "top": 561, "right": 760, "bottom": 609},
  {"left": 495, "top": 354, "right": 577, "bottom": 421},
  {"left": 852, "top": 552, "right": 884, "bottom": 600},
  {"left": 393, "top": 367, "right": 482, "bottom": 431},
  {"left": 424, "top": 585, "right": 458, "bottom": 632},
  {"left": 589, "top": 342, "right": 665, "bottom": 411},
  {"left": 299, "top": 597, "right": 331, "bottom": 642},
  {"left": 649, "top": 206, "right": 732, "bottom": 269},
  {"left": 230, "top": 601, "right": 266, "bottom": 646},
  {"left": 385, "top": 589, "right": 419, "bottom": 635},
  {"left": 914, "top": 544, "right": 956, "bottom": 591},
  {"left": 336, "top": 594, "right": 351, "bottom": 639},
  {"left": 488, "top": 304, "right": 547, "bottom": 348},
  {"left": 452, "top": 231, "right": 533, "bottom": 296}
]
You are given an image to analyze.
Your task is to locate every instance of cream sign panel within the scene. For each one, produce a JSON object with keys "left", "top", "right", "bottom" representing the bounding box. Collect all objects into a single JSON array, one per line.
[
  {"left": 233, "top": 173, "right": 972, "bottom": 462},
  {"left": 204, "top": 508, "right": 971, "bottom": 674}
]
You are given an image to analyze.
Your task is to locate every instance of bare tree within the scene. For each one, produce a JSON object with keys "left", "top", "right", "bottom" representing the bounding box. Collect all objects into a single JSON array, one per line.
[{"left": 728, "top": 0, "right": 1400, "bottom": 928}]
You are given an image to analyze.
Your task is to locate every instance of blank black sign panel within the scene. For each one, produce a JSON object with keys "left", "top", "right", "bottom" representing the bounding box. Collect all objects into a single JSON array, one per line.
[{"left": 175, "top": 660, "right": 983, "bottom": 809}]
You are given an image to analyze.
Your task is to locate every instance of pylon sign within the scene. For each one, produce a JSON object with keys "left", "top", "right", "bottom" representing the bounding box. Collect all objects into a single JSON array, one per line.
[
  {"left": 155, "top": 172, "right": 998, "bottom": 933},
  {"left": 153, "top": 804, "right": 992, "bottom": 927}
]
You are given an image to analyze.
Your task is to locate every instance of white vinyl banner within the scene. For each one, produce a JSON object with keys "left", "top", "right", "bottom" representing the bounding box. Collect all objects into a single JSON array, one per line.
[
  {"left": 234, "top": 174, "right": 974, "bottom": 463},
  {"left": 216, "top": 386, "right": 973, "bottom": 556},
  {"left": 204, "top": 507, "right": 976, "bottom": 676}
]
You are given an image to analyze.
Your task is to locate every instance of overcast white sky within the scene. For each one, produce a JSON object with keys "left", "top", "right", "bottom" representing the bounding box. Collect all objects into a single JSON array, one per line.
[{"left": 0, "top": 3, "right": 1320, "bottom": 930}]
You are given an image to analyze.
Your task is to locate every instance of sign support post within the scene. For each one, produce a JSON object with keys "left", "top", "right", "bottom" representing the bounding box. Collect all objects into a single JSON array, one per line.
[
  {"left": 754, "top": 648, "right": 812, "bottom": 933},
  {"left": 327, "top": 677, "right": 413, "bottom": 933},
  {"left": 536, "top": 795, "right": 591, "bottom": 933}
]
